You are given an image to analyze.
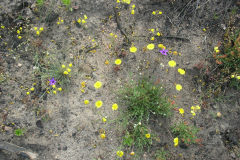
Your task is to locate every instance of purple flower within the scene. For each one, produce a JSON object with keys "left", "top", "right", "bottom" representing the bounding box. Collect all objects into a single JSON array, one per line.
[
  {"left": 49, "top": 78, "right": 56, "bottom": 85},
  {"left": 159, "top": 48, "right": 168, "bottom": 56}
]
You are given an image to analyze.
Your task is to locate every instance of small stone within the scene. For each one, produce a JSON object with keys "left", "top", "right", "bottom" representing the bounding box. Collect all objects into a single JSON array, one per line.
[
  {"left": 57, "top": 147, "right": 61, "bottom": 150},
  {"left": 72, "top": 133, "right": 76, "bottom": 137},
  {"left": 231, "top": 153, "right": 236, "bottom": 159},
  {"left": 179, "top": 144, "right": 188, "bottom": 149},
  {"left": 217, "top": 112, "right": 221, "bottom": 117},
  {"left": 63, "top": 146, "right": 67, "bottom": 150},
  {"left": 212, "top": 105, "right": 217, "bottom": 109}
]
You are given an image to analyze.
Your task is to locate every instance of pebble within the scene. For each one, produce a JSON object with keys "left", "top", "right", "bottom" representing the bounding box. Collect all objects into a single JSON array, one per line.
[{"left": 231, "top": 153, "right": 236, "bottom": 159}]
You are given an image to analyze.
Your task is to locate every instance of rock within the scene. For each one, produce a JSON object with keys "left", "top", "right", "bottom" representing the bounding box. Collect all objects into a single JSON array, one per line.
[
  {"left": 36, "top": 120, "right": 43, "bottom": 128},
  {"left": 231, "top": 153, "right": 236, "bottom": 159},
  {"left": 179, "top": 144, "right": 188, "bottom": 149},
  {"left": 232, "top": 136, "right": 238, "bottom": 145}
]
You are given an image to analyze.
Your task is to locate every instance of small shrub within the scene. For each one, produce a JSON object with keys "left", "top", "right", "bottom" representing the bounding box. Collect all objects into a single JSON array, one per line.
[
  {"left": 154, "top": 148, "right": 170, "bottom": 160},
  {"left": 15, "top": 128, "right": 24, "bottom": 136},
  {"left": 171, "top": 121, "right": 200, "bottom": 145},
  {"left": 118, "top": 77, "right": 172, "bottom": 122}
]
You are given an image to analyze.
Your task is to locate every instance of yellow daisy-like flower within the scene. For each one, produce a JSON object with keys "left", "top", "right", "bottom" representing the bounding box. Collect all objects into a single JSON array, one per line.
[
  {"left": 157, "top": 32, "right": 160, "bottom": 36},
  {"left": 179, "top": 108, "right": 184, "bottom": 116},
  {"left": 151, "top": 37, "right": 154, "bottom": 41},
  {"left": 115, "top": 59, "right": 122, "bottom": 65},
  {"left": 131, "top": 10, "right": 135, "bottom": 14},
  {"left": 168, "top": 60, "right": 176, "bottom": 67},
  {"left": 30, "top": 87, "right": 34, "bottom": 91},
  {"left": 147, "top": 44, "right": 155, "bottom": 50},
  {"left": 63, "top": 71, "right": 69, "bottom": 75},
  {"left": 67, "top": 68, "right": 71, "bottom": 72},
  {"left": 117, "top": 151, "right": 124, "bottom": 157},
  {"left": 94, "top": 81, "right": 102, "bottom": 89},
  {"left": 52, "top": 85, "right": 56, "bottom": 88},
  {"left": 58, "top": 88, "right": 62, "bottom": 91},
  {"left": 27, "top": 92, "right": 30, "bottom": 95},
  {"left": 105, "top": 60, "right": 109, "bottom": 65},
  {"left": 53, "top": 90, "right": 57, "bottom": 94},
  {"left": 84, "top": 15, "right": 88, "bottom": 19},
  {"left": 69, "top": 63, "right": 73, "bottom": 67},
  {"left": 145, "top": 134, "right": 150, "bottom": 138},
  {"left": 102, "top": 117, "right": 107, "bottom": 122},
  {"left": 95, "top": 100, "right": 103, "bottom": 108},
  {"left": 100, "top": 134, "right": 106, "bottom": 139},
  {"left": 178, "top": 68, "right": 185, "bottom": 75},
  {"left": 174, "top": 137, "right": 179, "bottom": 147},
  {"left": 62, "top": 65, "right": 66, "bottom": 68},
  {"left": 36, "top": 31, "right": 40, "bottom": 35},
  {"left": 191, "top": 110, "right": 196, "bottom": 116},
  {"left": 112, "top": 103, "right": 118, "bottom": 110},
  {"left": 84, "top": 100, "right": 89, "bottom": 105},
  {"left": 152, "top": 11, "right": 156, "bottom": 15},
  {"left": 130, "top": 46, "right": 137, "bottom": 52},
  {"left": 176, "top": 84, "right": 182, "bottom": 91}
]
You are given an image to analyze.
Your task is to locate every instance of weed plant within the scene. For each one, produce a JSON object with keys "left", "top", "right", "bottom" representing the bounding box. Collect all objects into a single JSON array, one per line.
[
  {"left": 61, "top": 0, "right": 72, "bottom": 10},
  {"left": 15, "top": 128, "right": 25, "bottom": 136},
  {"left": 154, "top": 148, "right": 170, "bottom": 160},
  {"left": 171, "top": 121, "right": 200, "bottom": 145}
]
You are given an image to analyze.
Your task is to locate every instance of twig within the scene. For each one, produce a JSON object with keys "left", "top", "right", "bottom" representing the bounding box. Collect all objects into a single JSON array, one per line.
[
  {"left": 167, "top": 16, "right": 175, "bottom": 28},
  {"left": 85, "top": 46, "right": 99, "bottom": 53},
  {"left": 113, "top": 7, "right": 131, "bottom": 45},
  {"left": 153, "top": 131, "right": 172, "bottom": 141}
]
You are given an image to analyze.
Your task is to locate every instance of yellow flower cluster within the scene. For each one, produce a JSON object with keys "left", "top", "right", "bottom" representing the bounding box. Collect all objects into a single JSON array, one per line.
[
  {"left": 78, "top": 15, "right": 87, "bottom": 24},
  {"left": 117, "top": 151, "right": 124, "bottom": 157},
  {"left": 110, "top": 33, "right": 117, "bottom": 38},
  {"left": 63, "top": 63, "right": 72, "bottom": 75},
  {"left": 57, "top": 18, "right": 64, "bottom": 25},
  {"left": 214, "top": 47, "right": 219, "bottom": 53},
  {"left": 131, "top": 5, "right": 135, "bottom": 14},
  {"left": 152, "top": 10, "right": 162, "bottom": 15},
  {"left": 178, "top": 68, "right": 185, "bottom": 75},
  {"left": 118, "top": 0, "right": 130, "bottom": 4},
  {"left": 34, "top": 27, "right": 43, "bottom": 35},
  {"left": 158, "top": 44, "right": 166, "bottom": 49},
  {"left": 191, "top": 105, "right": 201, "bottom": 116}
]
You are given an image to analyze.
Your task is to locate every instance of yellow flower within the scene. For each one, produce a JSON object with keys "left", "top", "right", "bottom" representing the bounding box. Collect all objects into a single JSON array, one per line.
[
  {"left": 57, "top": 22, "right": 60, "bottom": 25},
  {"left": 237, "top": 76, "right": 240, "bottom": 80},
  {"left": 102, "top": 117, "right": 107, "bottom": 122},
  {"left": 112, "top": 103, "right": 118, "bottom": 110},
  {"left": 145, "top": 134, "right": 150, "bottom": 138},
  {"left": 176, "top": 84, "right": 182, "bottom": 91},
  {"left": 34, "top": 27, "right": 38, "bottom": 30},
  {"left": 117, "top": 0, "right": 120, "bottom": 3},
  {"left": 147, "top": 44, "right": 155, "bottom": 50},
  {"left": 214, "top": 47, "right": 218, "bottom": 51},
  {"left": 152, "top": 11, "right": 156, "bottom": 15},
  {"left": 1, "top": 25, "right": 5, "bottom": 29},
  {"left": 179, "top": 108, "right": 184, "bottom": 116},
  {"left": 36, "top": 31, "right": 40, "bottom": 35},
  {"left": 84, "top": 15, "right": 88, "bottom": 19},
  {"left": 191, "top": 110, "right": 196, "bottom": 116},
  {"left": 100, "top": 134, "right": 106, "bottom": 139},
  {"left": 30, "top": 87, "right": 34, "bottom": 91},
  {"left": 174, "top": 137, "right": 178, "bottom": 146},
  {"left": 61, "top": 20, "right": 63, "bottom": 22},
  {"left": 151, "top": 37, "right": 154, "bottom": 41},
  {"left": 53, "top": 90, "right": 57, "bottom": 94},
  {"left": 27, "top": 92, "right": 30, "bottom": 95},
  {"left": 40, "top": 27, "right": 43, "bottom": 31},
  {"left": 82, "top": 20, "right": 86, "bottom": 23},
  {"left": 178, "top": 68, "right": 185, "bottom": 75},
  {"left": 168, "top": 60, "right": 176, "bottom": 67},
  {"left": 130, "top": 152, "right": 135, "bottom": 156},
  {"left": 67, "top": 68, "right": 71, "bottom": 72},
  {"left": 18, "top": 36, "right": 22, "bottom": 39},
  {"left": 77, "top": 19, "right": 81, "bottom": 23},
  {"left": 131, "top": 10, "right": 135, "bottom": 14},
  {"left": 216, "top": 50, "right": 220, "bottom": 53},
  {"left": 195, "top": 105, "right": 201, "bottom": 110},
  {"left": 231, "top": 75, "right": 235, "bottom": 78},
  {"left": 84, "top": 100, "right": 89, "bottom": 105},
  {"left": 95, "top": 100, "right": 103, "bottom": 108},
  {"left": 62, "top": 65, "right": 66, "bottom": 68},
  {"left": 158, "top": 44, "right": 164, "bottom": 48},
  {"left": 159, "top": 11, "right": 162, "bottom": 14},
  {"left": 94, "top": 81, "right": 102, "bottom": 89},
  {"left": 17, "top": 30, "right": 20, "bottom": 34},
  {"left": 117, "top": 151, "right": 124, "bottom": 157},
  {"left": 130, "top": 46, "right": 137, "bottom": 52},
  {"left": 151, "top": 29, "right": 154, "bottom": 33},
  {"left": 173, "top": 51, "right": 178, "bottom": 55},
  {"left": 58, "top": 88, "right": 62, "bottom": 91},
  {"left": 69, "top": 63, "right": 73, "bottom": 67},
  {"left": 63, "top": 71, "right": 69, "bottom": 75},
  {"left": 115, "top": 59, "right": 122, "bottom": 65},
  {"left": 203, "top": 28, "right": 206, "bottom": 32},
  {"left": 81, "top": 81, "right": 85, "bottom": 88},
  {"left": 105, "top": 60, "right": 109, "bottom": 65},
  {"left": 132, "top": 5, "right": 135, "bottom": 9},
  {"left": 157, "top": 32, "right": 161, "bottom": 36},
  {"left": 110, "top": 33, "right": 114, "bottom": 36},
  {"left": 52, "top": 85, "right": 56, "bottom": 88},
  {"left": 115, "top": 35, "right": 117, "bottom": 38}
]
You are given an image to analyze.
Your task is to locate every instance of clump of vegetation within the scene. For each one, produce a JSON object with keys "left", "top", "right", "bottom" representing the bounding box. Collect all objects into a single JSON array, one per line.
[
  {"left": 171, "top": 121, "right": 200, "bottom": 145},
  {"left": 154, "top": 148, "right": 170, "bottom": 160},
  {"left": 118, "top": 77, "right": 172, "bottom": 122},
  {"left": 15, "top": 128, "right": 25, "bottom": 136},
  {"left": 61, "top": 0, "right": 72, "bottom": 11}
]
